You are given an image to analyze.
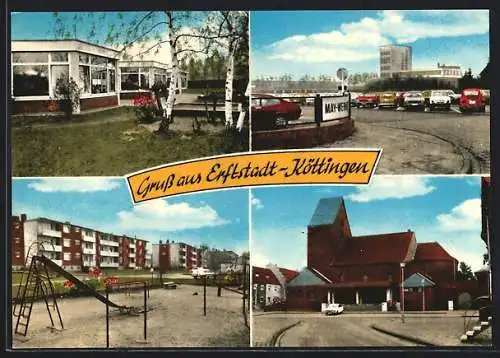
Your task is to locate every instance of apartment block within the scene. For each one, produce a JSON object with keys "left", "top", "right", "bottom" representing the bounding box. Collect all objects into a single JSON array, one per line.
[
  {"left": 151, "top": 240, "right": 203, "bottom": 271},
  {"left": 380, "top": 44, "right": 412, "bottom": 78},
  {"left": 11, "top": 214, "right": 149, "bottom": 271}
]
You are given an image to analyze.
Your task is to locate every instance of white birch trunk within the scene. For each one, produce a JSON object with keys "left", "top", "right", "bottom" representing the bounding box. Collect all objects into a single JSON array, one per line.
[
  {"left": 164, "top": 13, "right": 178, "bottom": 123},
  {"left": 224, "top": 46, "right": 236, "bottom": 127},
  {"left": 235, "top": 81, "right": 250, "bottom": 131}
]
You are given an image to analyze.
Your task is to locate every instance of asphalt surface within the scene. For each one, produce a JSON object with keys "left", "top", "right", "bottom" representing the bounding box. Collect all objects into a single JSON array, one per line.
[{"left": 303, "top": 105, "right": 490, "bottom": 174}]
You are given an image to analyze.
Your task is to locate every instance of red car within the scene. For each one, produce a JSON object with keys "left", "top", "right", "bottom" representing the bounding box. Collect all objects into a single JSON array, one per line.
[
  {"left": 460, "top": 88, "right": 486, "bottom": 113},
  {"left": 251, "top": 93, "right": 302, "bottom": 130},
  {"left": 356, "top": 93, "right": 379, "bottom": 108}
]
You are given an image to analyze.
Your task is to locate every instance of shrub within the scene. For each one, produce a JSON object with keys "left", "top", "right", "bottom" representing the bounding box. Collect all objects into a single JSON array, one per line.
[
  {"left": 53, "top": 74, "right": 80, "bottom": 120},
  {"left": 133, "top": 95, "right": 161, "bottom": 123}
]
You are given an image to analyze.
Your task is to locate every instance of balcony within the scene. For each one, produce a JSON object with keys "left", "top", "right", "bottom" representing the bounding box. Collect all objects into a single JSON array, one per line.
[
  {"left": 48, "top": 259, "right": 62, "bottom": 266},
  {"left": 83, "top": 247, "right": 96, "bottom": 255},
  {"left": 129, "top": 252, "right": 136, "bottom": 258},
  {"left": 83, "top": 260, "right": 96, "bottom": 267},
  {"left": 100, "top": 262, "right": 119, "bottom": 268},
  {"left": 129, "top": 263, "right": 136, "bottom": 268},
  {"left": 82, "top": 234, "right": 96, "bottom": 243},
  {"left": 100, "top": 239, "right": 119, "bottom": 247},
  {"left": 100, "top": 250, "right": 119, "bottom": 257},
  {"left": 40, "top": 244, "right": 62, "bottom": 252},
  {"left": 39, "top": 228, "right": 61, "bottom": 238}
]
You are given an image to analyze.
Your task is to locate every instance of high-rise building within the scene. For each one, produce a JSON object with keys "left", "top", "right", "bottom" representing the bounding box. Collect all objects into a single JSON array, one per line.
[
  {"left": 151, "top": 241, "right": 203, "bottom": 271},
  {"left": 379, "top": 45, "right": 412, "bottom": 78}
]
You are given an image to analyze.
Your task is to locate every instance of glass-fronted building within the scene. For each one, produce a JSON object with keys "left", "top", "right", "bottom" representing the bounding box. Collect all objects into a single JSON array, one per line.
[
  {"left": 11, "top": 40, "right": 121, "bottom": 114},
  {"left": 119, "top": 60, "right": 188, "bottom": 99}
]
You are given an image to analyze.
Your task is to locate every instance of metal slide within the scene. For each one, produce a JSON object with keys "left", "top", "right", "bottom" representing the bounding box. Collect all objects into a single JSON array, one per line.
[{"left": 35, "top": 255, "right": 128, "bottom": 310}]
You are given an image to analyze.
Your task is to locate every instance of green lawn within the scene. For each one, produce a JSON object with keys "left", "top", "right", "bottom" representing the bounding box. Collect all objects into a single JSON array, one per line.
[{"left": 12, "top": 108, "right": 248, "bottom": 176}]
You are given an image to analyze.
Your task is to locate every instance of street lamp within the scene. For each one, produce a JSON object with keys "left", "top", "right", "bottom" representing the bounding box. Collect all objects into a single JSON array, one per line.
[
  {"left": 421, "top": 278, "right": 426, "bottom": 312},
  {"left": 400, "top": 262, "right": 406, "bottom": 323}
]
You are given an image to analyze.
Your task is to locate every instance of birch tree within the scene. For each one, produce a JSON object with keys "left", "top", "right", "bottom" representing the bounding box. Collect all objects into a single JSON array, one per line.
[{"left": 52, "top": 11, "right": 227, "bottom": 133}]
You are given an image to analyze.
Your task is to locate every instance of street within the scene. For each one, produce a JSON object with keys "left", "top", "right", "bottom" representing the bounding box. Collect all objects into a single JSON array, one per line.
[
  {"left": 303, "top": 106, "right": 490, "bottom": 174},
  {"left": 252, "top": 312, "right": 492, "bottom": 347}
]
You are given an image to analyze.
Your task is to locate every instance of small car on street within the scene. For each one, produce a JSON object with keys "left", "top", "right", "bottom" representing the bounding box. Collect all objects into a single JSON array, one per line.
[
  {"left": 378, "top": 92, "right": 397, "bottom": 109},
  {"left": 459, "top": 88, "right": 486, "bottom": 113},
  {"left": 325, "top": 303, "right": 345, "bottom": 316},
  {"left": 429, "top": 90, "right": 451, "bottom": 111},
  {"left": 403, "top": 91, "right": 426, "bottom": 110}
]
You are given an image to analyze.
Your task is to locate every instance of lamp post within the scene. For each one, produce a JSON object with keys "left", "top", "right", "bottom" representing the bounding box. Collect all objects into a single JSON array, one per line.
[
  {"left": 400, "top": 262, "right": 406, "bottom": 323},
  {"left": 421, "top": 278, "right": 425, "bottom": 312}
]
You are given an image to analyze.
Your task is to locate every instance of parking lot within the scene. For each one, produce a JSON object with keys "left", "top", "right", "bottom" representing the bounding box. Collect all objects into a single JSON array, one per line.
[
  {"left": 252, "top": 312, "right": 492, "bottom": 347},
  {"left": 304, "top": 105, "right": 491, "bottom": 174}
]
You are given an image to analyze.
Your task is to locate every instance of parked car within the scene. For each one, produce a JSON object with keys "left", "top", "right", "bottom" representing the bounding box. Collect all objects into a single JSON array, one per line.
[
  {"left": 349, "top": 92, "right": 362, "bottom": 107},
  {"left": 444, "top": 89, "right": 462, "bottom": 104},
  {"left": 403, "top": 91, "right": 426, "bottom": 110},
  {"left": 251, "top": 93, "right": 302, "bottom": 130},
  {"left": 395, "top": 91, "right": 406, "bottom": 107},
  {"left": 429, "top": 90, "right": 451, "bottom": 111},
  {"left": 378, "top": 92, "right": 397, "bottom": 109},
  {"left": 356, "top": 93, "right": 379, "bottom": 108},
  {"left": 459, "top": 88, "right": 486, "bottom": 113},
  {"left": 481, "top": 89, "right": 490, "bottom": 105},
  {"left": 191, "top": 267, "right": 216, "bottom": 279},
  {"left": 325, "top": 303, "right": 344, "bottom": 316}
]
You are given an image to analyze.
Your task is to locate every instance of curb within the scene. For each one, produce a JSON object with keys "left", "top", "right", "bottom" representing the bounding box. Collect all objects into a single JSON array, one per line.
[
  {"left": 370, "top": 324, "right": 436, "bottom": 346},
  {"left": 267, "top": 321, "right": 302, "bottom": 347}
]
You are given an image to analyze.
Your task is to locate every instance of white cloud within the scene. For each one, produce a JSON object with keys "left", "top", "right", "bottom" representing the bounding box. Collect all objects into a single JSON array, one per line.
[
  {"left": 250, "top": 193, "right": 263, "bottom": 210},
  {"left": 116, "top": 199, "right": 229, "bottom": 232},
  {"left": 27, "top": 178, "right": 121, "bottom": 193},
  {"left": 436, "top": 199, "right": 481, "bottom": 232},
  {"left": 442, "top": 241, "right": 485, "bottom": 272},
  {"left": 346, "top": 176, "right": 436, "bottom": 202},
  {"left": 261, "top": 10, "right": 488, "bottom": 64}
]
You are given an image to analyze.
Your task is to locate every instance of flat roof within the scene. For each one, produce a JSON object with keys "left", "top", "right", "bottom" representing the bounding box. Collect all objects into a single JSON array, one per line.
[{"left": 12, "top": 39, "right": 120, "bottom": 58}]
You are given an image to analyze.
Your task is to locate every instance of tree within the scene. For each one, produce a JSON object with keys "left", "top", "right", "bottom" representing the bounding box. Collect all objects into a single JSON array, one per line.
[{"left": 457, "top": 262, "right": 476, "bottom": 281}]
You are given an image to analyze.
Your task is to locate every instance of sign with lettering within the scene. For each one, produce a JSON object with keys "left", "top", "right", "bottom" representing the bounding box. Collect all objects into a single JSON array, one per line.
[{"left": 322, "top": 95, "right": 350, "bottom": 121}]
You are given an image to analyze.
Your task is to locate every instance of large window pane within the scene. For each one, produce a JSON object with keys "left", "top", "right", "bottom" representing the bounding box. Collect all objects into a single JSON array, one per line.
[
  {"left": 51, "top": 52, "right": 68, "bottom": 62},
  {"left": 154, "top": 74, "right": 164, "bottom": 84},
  {"left": 91, "top": 67, "right": 108, "bottom": 94},
  {"left": 79, "top": 65, "right": 90, "bottom": 94},
  {"left": 91, "top": 56, "right": 107, "bottom": 66},
  {"left": 13, "top": 65, "right": 49, "bottom": 96},
  {"left": 121, "top": 67, "right": 139, "bottom": 73},
  {"left": 79, "top": 54, "right": 90, "bottom": 64},
  {"left": 140, "top": 73, "right": 149, "bottom": 89},
  {"left": 121, "top": 73, "right": 139, "bottom": 90},
  {"left": 109, "top": 69, "right": 116, "bottom": 92},
  {"left": 12, "top": 52, "right": 49, "bottom": 63},
  {"left": 51, "top": 65, "right": 70, "bottom": 95}
]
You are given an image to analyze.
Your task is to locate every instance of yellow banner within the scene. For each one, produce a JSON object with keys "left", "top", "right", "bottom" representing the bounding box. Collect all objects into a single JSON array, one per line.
[{"left": 126, "top": 149, "right": 382, "bottom": 203}]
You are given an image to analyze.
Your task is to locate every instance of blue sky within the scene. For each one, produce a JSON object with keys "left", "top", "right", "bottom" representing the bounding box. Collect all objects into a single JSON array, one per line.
[
  {"left": 251, "top": 176, "right": 486, "bottom": 272},
  {"left": 12, "top": 178, "right": 249, "bottom": 254},
  {"left": 251, "top": 10, "right": 489, "bottom": 78},
  {"left": 11, "top": 11, "right": 211, "bottom": 61}
]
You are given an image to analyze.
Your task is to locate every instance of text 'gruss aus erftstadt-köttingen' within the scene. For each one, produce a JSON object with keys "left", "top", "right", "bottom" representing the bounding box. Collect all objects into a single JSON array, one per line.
[{"left": 126, "top": 150, "right": 382, "bottom": 203}]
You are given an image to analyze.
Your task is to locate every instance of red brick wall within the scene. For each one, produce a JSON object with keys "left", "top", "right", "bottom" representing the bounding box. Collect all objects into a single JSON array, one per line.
[
  {"left": 11, "top": 216, "right": 25, "bottom": 267},
  {"left": 287, "top": 286, "right": 329, "bottom": 311},
  {"left": 80, "top": 95, "right": 118, "bottom": 111},
  {"left": 159, "top": 244, "right": 171, "bottom": 271},
  {"left": 337, "top": 263, "right": 400, "bottom": 283},
  {"left": 253, "top": 118, "right": 355, "bottom": 150},
  {"left": 12, "top": 99, "right": 60, "bottom": 114},
  {"left": 404, "top": 287, "right": 436, "bottom": 311},
  {"left": 119, "top": 237, "right": 130, "bottom": 268},
  {"left": 136, "top": 240, "right": 146, "bottom": 268},
  {"left": 307, "top": 205, "right": 350, "bottom": 275},
  {"left": 120, "top": 91, "right": 152, "bottom": 100},
  {"left": 62, "top": 225, "right": 83, "bottom": 268},
  {"left": 197, "top": 250, "right": 202, "bottom": 267},
  {"left": 186, "top": 245, "right": 193, "bottom": 270}
]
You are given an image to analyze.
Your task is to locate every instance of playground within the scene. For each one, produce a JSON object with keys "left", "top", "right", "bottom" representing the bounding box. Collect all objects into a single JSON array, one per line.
[{"left": 12, "top": 283, "right": 249, "bottom": 348}]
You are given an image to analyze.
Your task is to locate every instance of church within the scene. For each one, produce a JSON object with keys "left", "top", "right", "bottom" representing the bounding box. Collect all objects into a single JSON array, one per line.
[{"left": 286, "top": 197, "right": 462, "bottom": 311}]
